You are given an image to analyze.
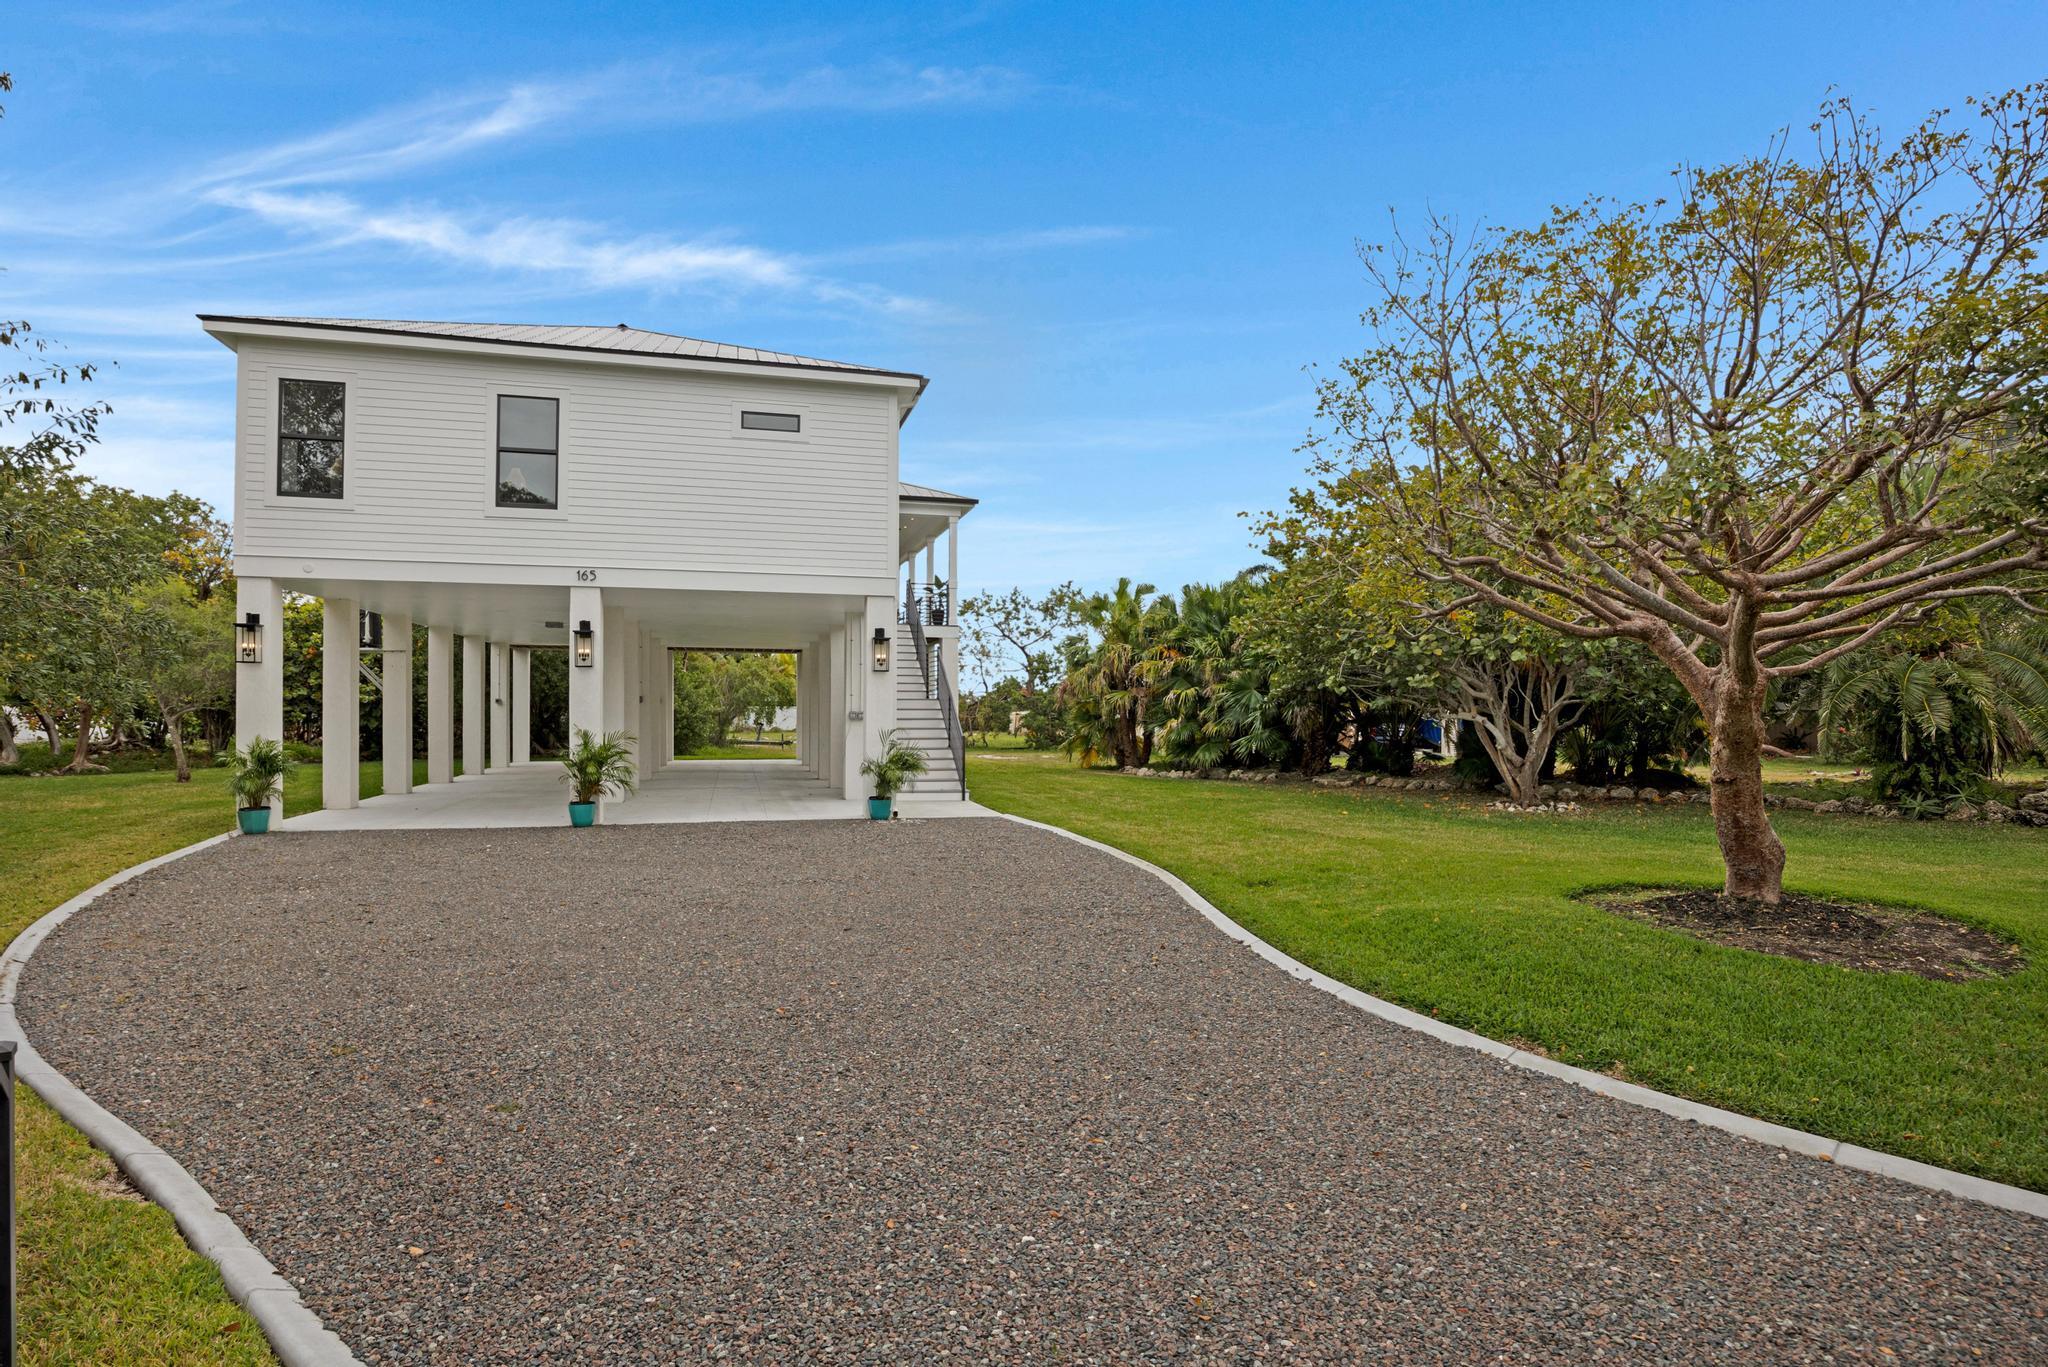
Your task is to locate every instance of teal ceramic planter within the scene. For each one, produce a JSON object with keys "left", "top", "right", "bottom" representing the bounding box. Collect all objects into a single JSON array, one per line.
[
  {"left": 236, "top": 806, "right": 271, "bottom": 836},
  {"left": 569, "top": 801, "right": 597, "bottom": 827},
  {"left": 867, "top": 796, "right": 893, "bottom": 821}
]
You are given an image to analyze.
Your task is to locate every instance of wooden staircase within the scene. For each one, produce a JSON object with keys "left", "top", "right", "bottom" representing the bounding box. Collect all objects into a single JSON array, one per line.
[{"left": 893, "top": 623, "right": 965, "bottom": 798}]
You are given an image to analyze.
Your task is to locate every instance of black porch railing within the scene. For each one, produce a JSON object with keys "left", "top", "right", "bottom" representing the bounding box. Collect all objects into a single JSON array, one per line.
[{"left": 898, "top": 582, "right": 950, "bottom": 627}]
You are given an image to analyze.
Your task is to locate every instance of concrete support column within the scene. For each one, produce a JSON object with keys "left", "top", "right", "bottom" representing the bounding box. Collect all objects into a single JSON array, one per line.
[
  {"left": 857, "top": 597, "right": 895, "bottom": 792},
  {"left": 568, "top": 588, "right": 605, "bottom": 747},
  {"left": 382, "top": 611, "right": 413, "bottom": 796},
  {"left": 233, "top": 576, "right": 285, "bottom": 820},
  {"left": 426, "top": 626, "right": 454, "bottom": 784},
  {"left": 512, "top": 646, "right": 532, "bottom": 763},
  {"left": 802, "top": 644, "right": 817, "bottom": 775},
  {"left": 631, "top": 630, "right": 643, "bottom": 763},
  {"left": 487, "top": 640, "right": 511, "bottom": 771},
  {"left": 813, "top": 645, "right": 824, "bottom": 773},
  {"left": 321, "top": 596, "right": 361, "bottom": 811},
  {"left": 827, "top": 618, "right": 850, "bottom": 796},
  {"left": 793, "top": 648, "right": 807, "bottom": 773},
  {"left": 657, "top": 642, "right": 674, "bottom": 769},
  {"left": 618, "top": 618, "right": 641, "bottom": 791},
  {"left": 461, "top": 635, "right": 485, "bottom": 777},
  {"left": 602, "top": 606, "right": 627, "bottom": 736}
]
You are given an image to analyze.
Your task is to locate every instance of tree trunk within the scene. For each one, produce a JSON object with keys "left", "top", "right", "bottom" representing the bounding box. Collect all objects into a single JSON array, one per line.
[
  {"left": 34, "top": 704, "right": 63, "bottom": 763},
  {"left": 166, "top": 716, "right": 192, "bottom": 781},
  {"left": 1705, "top": 672, "right": 1786, "bottom": 903},
  {"left": 0, "top": 713, "right": 16, "bottom": 766},
  {"left": 64, "top": 702, "right": 96, "bottom": 773}
]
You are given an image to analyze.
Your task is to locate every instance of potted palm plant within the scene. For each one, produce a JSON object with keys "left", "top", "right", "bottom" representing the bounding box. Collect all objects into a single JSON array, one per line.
[
  {"left": 219, "top": 737, "right": 291, "bottom": 835},
  {"left": 858, "top": 731, "right": 928, "bottom": 820},
  {"left": 561, "top": 728, "right": 636, "bottom": 826}
]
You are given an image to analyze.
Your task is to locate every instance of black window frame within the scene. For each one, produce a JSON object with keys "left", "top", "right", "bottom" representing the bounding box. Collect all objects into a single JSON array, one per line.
[
  {"left": 739, "top": 409, "right": 801, "bottom": 434},
  {"left": 275, "top": 377, "right": 347, "bottom": 500},
  {"left": 494, "top": 393, "right": 561, "bottom": 510}
]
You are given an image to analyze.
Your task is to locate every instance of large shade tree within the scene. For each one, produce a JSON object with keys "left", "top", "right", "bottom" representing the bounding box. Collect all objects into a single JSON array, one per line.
[{"left": 1303, "top": 88, "right": 2048, "bottom": 900}]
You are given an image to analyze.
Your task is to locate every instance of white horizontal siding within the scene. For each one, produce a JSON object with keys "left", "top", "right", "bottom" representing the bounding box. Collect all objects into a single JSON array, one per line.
[{"left": 232, "top": 339, "right": 896, "bottom": 580}]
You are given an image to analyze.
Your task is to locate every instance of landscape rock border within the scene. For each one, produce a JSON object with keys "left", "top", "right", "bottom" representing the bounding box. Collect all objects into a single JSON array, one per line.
[
  {"left": 0, "top": 835, "right": 364, "bottom": 1367},
  {"left": 997, "top": 811, "right": 2048, "bottom": 1221}
]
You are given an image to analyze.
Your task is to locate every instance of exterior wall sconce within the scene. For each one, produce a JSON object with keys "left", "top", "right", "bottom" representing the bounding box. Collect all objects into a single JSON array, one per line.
[
  {"left": 573, "top": 620, "right": 595, "bottom": 667},
  {"left": 872, "top": 627, "right": 891, "bottom": 672},
  {"left": 235, "top": 612, "right": 263, "bottom": 664}
]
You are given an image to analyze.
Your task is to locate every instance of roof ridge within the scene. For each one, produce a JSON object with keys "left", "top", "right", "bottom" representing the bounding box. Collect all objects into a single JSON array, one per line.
[{"left": 197, "top": 314, "right": 927, "bottom": 390}]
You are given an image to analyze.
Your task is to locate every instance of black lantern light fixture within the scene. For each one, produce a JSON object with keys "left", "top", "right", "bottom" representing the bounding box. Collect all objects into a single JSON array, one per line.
[
  {"left": 235, "top": 612, "right": 263, "bottom": 664},
  {"left": 872, "top": 627, "right": 891, "bottom": 672},
  {"left": 573, "top": 619, "right": 595, "bottom": 667}
]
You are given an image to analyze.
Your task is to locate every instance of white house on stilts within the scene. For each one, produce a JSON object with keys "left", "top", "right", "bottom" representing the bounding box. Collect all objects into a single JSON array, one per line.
[{"left": 208, "top": 315, "right": 975, "bottom": 826}]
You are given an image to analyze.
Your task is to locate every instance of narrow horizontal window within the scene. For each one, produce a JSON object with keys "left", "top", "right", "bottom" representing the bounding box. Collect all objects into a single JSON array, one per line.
[
  {"left": 740, "top": 410, "right": 801, "bottom": 433},
  {"left": 496, "top": 395, "right": 559, "bottom": 509},
  {"left": 277, "top": 377, "right": 345, "bottom": 498}
]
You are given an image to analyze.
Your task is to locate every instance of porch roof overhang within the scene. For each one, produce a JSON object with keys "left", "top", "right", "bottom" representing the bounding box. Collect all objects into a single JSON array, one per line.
[{"left": 898, "top": 481, "right": 976, "bottom": 564}]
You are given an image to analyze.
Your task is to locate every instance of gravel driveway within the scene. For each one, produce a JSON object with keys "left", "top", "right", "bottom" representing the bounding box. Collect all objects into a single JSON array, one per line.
[{"left": 19, "top": 818, "right": 2047, "bottom": 1363}]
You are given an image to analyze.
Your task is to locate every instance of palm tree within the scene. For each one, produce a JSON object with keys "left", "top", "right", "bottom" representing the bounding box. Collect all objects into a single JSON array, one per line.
[
  {"left": 1818, "top": 609, "right": 2048, "bottom": 802},
  {"left": 1150, "top": 576, "right": 1292, "bottom": 771},
  {"left": 1059, "top": 578, "right": 1176, "bottom": 768}
]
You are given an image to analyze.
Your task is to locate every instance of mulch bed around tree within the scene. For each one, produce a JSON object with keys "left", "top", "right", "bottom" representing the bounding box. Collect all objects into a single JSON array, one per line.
[{"left": 1588, "top": 886, "right": 2024, "bottom": 981}]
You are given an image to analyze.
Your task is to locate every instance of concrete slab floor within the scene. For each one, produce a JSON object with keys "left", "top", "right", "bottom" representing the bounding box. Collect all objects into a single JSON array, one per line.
[{"left": 281, "top": 759, "right": 987, "bottom": 830}]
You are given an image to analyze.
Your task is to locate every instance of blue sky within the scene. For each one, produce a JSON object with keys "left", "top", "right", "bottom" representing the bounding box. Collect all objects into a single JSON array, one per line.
[{"left": 6, "top": 1, "right": 2044, "bottom": 596}]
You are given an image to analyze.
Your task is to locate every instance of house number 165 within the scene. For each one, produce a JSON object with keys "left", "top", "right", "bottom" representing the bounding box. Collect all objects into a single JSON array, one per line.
[{"left": 575, "top": 569, "right": 599, "bottom": 582}]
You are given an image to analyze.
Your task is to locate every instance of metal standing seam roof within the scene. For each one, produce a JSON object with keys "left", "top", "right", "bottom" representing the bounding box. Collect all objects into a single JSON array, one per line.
[
  {"left": 196, "top": 315, "right": 928, "bottom": 387},
  {"left": 897, "top": 480, "right": 979, "bottom": 506}
]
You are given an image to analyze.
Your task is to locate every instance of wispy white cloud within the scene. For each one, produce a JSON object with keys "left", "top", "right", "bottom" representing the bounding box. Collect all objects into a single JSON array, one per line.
[
  {"left": 190, "top": 83, "right": 574, "bottom": 192},
  {"left": 188, "top": 59, "right": 1029, "bottom": 197},
  {"left": 153, "top": 58, "right": 1057, "bottom": 313},
  {"left": 806, "top": 225, "right": 1140, "bottom": 268},
  {"left": 208, "top": 188, "right": 949, "bottom": 315},
  {"left": 642, "top": 57, "right": 1031, "bottom": 120}
]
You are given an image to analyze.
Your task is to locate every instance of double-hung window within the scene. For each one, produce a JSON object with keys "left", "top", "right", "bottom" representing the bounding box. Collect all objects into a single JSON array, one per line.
[
  {"left": 496, "top": 395, "right": 559, "bottom": 509},
  {"left": 277, "top": 378, "right": 345, "bottom": 498}
]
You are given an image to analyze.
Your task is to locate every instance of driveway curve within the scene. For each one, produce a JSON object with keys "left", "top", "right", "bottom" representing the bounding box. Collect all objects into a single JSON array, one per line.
[{"left": 19, "top": 818, "right": 2047, "bottom": 1363}]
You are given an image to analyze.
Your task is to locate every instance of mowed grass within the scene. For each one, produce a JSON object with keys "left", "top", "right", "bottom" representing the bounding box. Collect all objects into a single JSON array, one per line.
[
  {"left": 0, "top": 758, "right": 425, "bottom": 1366},
  {"left": 968, "top": 754, "right": 2048, "bottom": 1191},
  {"left": 675, "top": 743, "right": 797, "bottom": 760}
]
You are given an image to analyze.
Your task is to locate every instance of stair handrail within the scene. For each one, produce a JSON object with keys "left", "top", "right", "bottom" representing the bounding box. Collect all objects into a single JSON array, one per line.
[
  {"left": 907, "top": 606, "right": 933, "bottom": 697},
  {"left": 933, "top": 641, "right": 968, "bottom": 799}
]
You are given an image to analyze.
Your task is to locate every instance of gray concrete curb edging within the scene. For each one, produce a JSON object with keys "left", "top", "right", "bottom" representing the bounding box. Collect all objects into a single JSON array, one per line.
[
  {"left": 0, "top": 834, "right": 364, "bottom": 1367},
  {"left": 997, "top": 812, "right": 2048, "bottom": 1222}
]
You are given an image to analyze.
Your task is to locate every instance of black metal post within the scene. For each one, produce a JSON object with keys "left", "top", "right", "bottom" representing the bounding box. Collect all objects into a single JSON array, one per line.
[{"left": 1, "top": 1039, "right": 16, "bottom": 1366}]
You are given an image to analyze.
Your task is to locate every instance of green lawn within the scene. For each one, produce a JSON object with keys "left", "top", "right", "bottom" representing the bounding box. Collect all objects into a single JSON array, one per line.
[
  {"left": 964, "top": 731, "right": 1042, "bottom": 750},
  {"left": 968, "top": 753, "right": 2048, "bottom": 1191},
  {"left": 674, "top": 738, "right": 797, "bottom": 760}
]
